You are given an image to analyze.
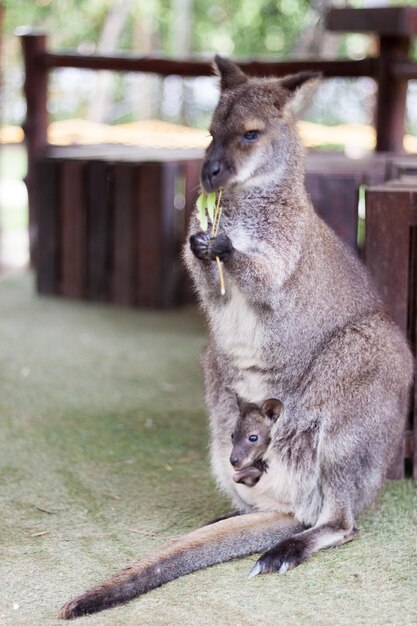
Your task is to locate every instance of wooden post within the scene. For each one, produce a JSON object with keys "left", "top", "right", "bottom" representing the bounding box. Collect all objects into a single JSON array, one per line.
[
  {"left": 365, "top": 184, "right": 417, "bottom": 479},
  {"left": 376, "top": 36, "right": 410, "bottom": 153},
  {"left": 18, "top": 29, "right": 48, "bottom": 264},
  {"left": 326, "top": 6, "right": 417, "bottom": 154}
]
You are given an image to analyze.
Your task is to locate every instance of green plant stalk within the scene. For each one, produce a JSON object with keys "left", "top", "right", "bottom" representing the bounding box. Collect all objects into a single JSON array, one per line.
[
  {"left": 196, "top": 188, "right": 226, "bottom": 296},
  {"left": 211, "top": 189, "right": 223, "bottom": 237},
  {"left": 211, "top": 189, "right": 225, "bottom": 295}
]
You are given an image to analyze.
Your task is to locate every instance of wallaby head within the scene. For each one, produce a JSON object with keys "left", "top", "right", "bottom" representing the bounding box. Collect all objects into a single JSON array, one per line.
[
  {"left": 230, "top": 397, "right": 283, "bottom": 470},
  {"left": 201, "top": 55, "right": 319, "bottom": 192}
]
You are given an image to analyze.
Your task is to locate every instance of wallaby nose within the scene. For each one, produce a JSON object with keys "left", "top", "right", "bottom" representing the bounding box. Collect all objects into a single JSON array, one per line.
[
  {"left": 202, "top": 160, "right": 223, "bottom": 190},
  {"left": 230, "top": 455, "right": 239, "bottom": 467},
  {"left": 208, "top": 161, "right": 221, "bottom": 179}
]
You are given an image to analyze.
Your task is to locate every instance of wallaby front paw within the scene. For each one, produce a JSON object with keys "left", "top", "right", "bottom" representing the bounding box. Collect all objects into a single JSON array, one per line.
[
  {"left": 189, "top": 232, "right": 233, "bottom": 262},
  {"left": 189, "top": 232, "right": 212, "bottom": 260},
  {"left": 210, "top": 233, "right": 234, "bottom": 261}
]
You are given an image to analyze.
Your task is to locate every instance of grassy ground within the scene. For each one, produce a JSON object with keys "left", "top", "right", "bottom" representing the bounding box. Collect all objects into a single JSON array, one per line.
[{"left": 0, "top": 273, "right": 416, "bottom": 626}]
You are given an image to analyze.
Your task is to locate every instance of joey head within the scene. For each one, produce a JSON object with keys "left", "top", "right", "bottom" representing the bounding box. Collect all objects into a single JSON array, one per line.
[{"left": 230, "top": 397, "right": 283, "bottom": 487}]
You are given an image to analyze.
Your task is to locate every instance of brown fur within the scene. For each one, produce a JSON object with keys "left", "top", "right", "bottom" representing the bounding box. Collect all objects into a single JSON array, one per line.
[
  {"left": 60, "top": 57, "right": 413, "bottom": 619},
  {"left": 60, "top": 512, "right": 302, "bottom": 619}
]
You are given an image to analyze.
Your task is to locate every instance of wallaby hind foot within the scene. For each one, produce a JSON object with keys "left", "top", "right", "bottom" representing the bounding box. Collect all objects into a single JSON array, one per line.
[{"left": 250, "top": 523, "right": 359, "bottom": 577}]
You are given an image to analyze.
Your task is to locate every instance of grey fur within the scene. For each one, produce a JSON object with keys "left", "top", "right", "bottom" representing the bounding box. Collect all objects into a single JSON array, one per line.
[
  {"left": 184, "top": 57, "right": 413, "bottom": 566},
  {"left": 59, "top": 59, "right": 413, "bottom": 618}
]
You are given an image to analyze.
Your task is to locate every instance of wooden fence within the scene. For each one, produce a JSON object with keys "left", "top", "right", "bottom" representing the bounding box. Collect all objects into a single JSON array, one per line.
[
  {"left": 36, "top": 153, "right": 201, "bottom": 307},
  {"left": 19, "top": 6, "right": 417, "bottom": 262},
  {"left": 35, "top": 150, "right": 389, "bottom": 306}
]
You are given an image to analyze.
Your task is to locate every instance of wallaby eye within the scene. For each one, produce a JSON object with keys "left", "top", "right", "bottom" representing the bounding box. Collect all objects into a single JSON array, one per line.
[
  {"left": 231, "top": 433, "right": 234, "bottom": 440},
  {"left": 249, "top": 434, "right": 258, "bottom": 442},
  {"left": 243, "top": 130, "right": 260, "bottom": 142}
]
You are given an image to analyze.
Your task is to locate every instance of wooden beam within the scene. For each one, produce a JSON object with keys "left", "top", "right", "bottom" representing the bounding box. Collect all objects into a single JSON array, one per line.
[
  {"left": 327, "top": 7, "right": 417, "bottom": 36},
  {"left": 42, "top": 52, "right": 377, "bottom": 78},
  {"left": 390, "top": 61, "right": 417, "bottom": 80}
]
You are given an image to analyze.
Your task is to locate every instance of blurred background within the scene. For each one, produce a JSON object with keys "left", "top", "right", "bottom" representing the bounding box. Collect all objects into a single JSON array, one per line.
[{"left": 1, "top": 0, "right": 417, "bottom": 269}]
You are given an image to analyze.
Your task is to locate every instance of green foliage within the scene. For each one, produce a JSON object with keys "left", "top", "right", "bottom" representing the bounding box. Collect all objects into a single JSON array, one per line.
[
  {"left": 4, "top": 0, "right": 312, "bottom": 56},
  {"left": 4, "top": 0, "right": 113, "bottom": 48},
  {"left": 192, "top": 0, "right": 311, "bottom": 57},
  {"left": 195, "top": 191, "right": 219, "bottom": 231},
  {"left": 196, "top": 193, "right": 209, "bottom": 230},
  {"left": 4, "top": 0, "right": 417, "bottom": 60}
]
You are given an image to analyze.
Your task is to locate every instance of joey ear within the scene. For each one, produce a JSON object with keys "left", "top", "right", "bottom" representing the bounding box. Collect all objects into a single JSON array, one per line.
[
  {"left": 214, "top": 55, "right": 248, "bottom": 91},
  {"left": 279, "top": 71, "right": 321, "bottom": 94},
  {"left": 261, "top": 398, "right": 283, "bottom": 422},
  {"left": 235, "top": 393, "right": 250, "bottom": 415}
]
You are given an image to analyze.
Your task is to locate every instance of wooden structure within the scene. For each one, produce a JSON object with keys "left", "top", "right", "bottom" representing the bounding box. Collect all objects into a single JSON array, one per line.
[
  {"left": 18, "top": 7, "right": 417, "bottom": 479},
  {"left": 19, "top": 6, "right": 417, "bottom": 262},
  {"left": 35, "top": 150, "right": 391, "bottom": 304},
  {"left": 36, "top": 151, "right": 202, "bottom": 307}
]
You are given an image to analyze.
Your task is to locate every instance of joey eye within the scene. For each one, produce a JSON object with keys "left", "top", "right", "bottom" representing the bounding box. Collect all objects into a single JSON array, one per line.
[
  {"left": 248, "top": 434, "right": 258, "bottom": 442},
  {"left": 231, "top": 433, "right": 234, "bottom": 440},
  {"left": 243, "top": 130, "right": 260, "bottom": 142}
]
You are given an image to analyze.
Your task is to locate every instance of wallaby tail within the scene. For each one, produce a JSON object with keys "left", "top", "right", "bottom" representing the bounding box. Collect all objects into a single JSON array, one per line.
[{"left": 59, "top": 511, "right": 302, "bottom": 619}]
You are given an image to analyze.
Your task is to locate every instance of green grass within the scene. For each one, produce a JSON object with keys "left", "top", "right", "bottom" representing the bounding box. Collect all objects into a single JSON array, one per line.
[{"left": 0, "top": 273, "right": 416, "bottom": 626}]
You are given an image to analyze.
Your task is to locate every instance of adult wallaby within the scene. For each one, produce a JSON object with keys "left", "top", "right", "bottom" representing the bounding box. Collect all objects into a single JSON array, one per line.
[{"left": 60, "top": 57, "right": 413, "bottom": 619}]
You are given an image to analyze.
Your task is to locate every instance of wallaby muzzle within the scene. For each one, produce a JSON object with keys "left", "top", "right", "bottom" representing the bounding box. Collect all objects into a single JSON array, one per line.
[
  {"left": 230, "top": 444, "right": 258, "bottom": 470},
  {"left": 201, "top": 142, "right": 235, "bottom": 192}
]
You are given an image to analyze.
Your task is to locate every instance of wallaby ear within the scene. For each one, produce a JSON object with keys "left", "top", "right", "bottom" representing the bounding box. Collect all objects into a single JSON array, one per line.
[
  {"left": 214, "top": 55, "right": 248, "bottom": 91},
  {"left": 261, "top": 398, "right": 283, "bottom": 422},
  {"left": 279, "top": 71, "right": 321, "bottom": 94}
]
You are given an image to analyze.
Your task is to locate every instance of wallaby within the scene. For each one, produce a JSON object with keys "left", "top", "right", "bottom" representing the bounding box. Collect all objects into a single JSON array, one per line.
[
  {"left": 60, "top": 57, "right": 413, "bottom": 619},
  {"left": 231, "top": 397, "right": 283, "bottom": 486}
]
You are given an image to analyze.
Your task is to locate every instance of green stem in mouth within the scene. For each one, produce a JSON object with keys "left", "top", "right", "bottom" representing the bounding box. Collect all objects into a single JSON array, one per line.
[
  {"left": 212, "top": 188, "right": 225, "bottom": 296},
  {"left": 211, "top": 188, "right": 223, "bottom": 237}
]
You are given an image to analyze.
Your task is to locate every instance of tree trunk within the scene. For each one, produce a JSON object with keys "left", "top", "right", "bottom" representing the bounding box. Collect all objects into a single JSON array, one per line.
[{"left": 87, "top": 0, "right": 131, "bottom": 123}]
